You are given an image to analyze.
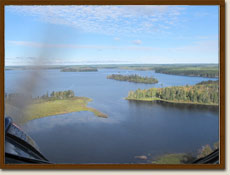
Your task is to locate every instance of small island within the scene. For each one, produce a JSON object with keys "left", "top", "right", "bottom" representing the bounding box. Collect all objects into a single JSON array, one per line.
[
  {"left": 5, "top": 90, "right": 107, "bottom": 123},
  {"left": 61, "top": 67, "right": 98, "bottom": 72},
  {"left": 126, "top": 80, "right": 218, "bottom": 105},
  {"left": 107, "top": 74, "right": 158, "bottom": 84}
]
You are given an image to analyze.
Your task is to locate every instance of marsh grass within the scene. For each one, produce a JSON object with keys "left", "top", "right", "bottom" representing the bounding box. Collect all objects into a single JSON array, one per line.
[
  {"left": 151, "top": 153, "right": 195, "bottom": 164},
  {"left": 6, "top": 97, "right": 107, "bottom": 123}
]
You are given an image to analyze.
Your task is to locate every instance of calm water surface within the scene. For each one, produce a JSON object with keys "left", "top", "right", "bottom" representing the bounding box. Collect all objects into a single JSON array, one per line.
[{"left": 5, "top": 69, "right": 219, "bottom": 163}]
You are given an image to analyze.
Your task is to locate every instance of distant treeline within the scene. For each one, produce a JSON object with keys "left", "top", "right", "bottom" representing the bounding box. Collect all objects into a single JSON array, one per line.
[
  {"left": 196, "top": 80, "right": 219, "bottom": 85},
  {"left": 61, "top": 67, "right": 98, "bottom": 72},
  {"left": 154, "top": 67, "right": 218, "bottom": 78},
  {"left": 127, "top": 80, "right": 219, "bottom": 105},
  {"left": 107, "top": 74, "right": 158, "bottom": 84},
  {"left": 38, "top": 90, "right": 75, "bottom": 100},
  {"left": 5, "top": 90, "right": 75, "bottom": 101}
]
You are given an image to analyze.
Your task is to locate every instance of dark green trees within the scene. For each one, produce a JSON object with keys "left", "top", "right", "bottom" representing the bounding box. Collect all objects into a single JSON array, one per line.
[
  {"left": 126, "top": 80, "right": 219, "bottom": 105},
  {"left": 61, "top": 67, "right": 98, "bottom": 72},
  {"left": 107, "top": 74, "right": 158, "bottom": 84},
  {"left": 154, "top": 67, "right": 218, "bottom": 78},
  {"left": 49, "top": 90, "right": 75, "bottom": 100}
]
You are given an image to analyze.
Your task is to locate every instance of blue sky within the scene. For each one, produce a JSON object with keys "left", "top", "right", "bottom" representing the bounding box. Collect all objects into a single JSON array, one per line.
[{"left": 5, "top": 5, "right": 219, "bottom": 65}]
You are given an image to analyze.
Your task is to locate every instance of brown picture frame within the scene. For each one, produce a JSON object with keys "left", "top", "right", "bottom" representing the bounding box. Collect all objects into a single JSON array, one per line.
[{"left": 0, "top": 0, "right": 225, "bottom": 169}]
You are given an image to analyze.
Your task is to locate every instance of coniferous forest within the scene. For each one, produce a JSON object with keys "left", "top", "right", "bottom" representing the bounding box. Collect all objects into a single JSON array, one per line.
[
  {"left": 126, "top": 80, "right": 219, "bottom": 105},
  {"left": 154, "top": 66, "right": 218, "bottom": 78},
  {"left": 5, "top": 90, "right": 75, "bottom": 102},
  {"left": 107, "top": 74, "right": 158, "bottom": 84}
]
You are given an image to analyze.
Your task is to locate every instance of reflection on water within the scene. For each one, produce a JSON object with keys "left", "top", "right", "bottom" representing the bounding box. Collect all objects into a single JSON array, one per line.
[
  {"left": 22, "top": 101, "right": 218, "bottom": 164},
  {"left": 6, "top": 69, "right": 219, "bottom": 164},
  {"left": 128, "top": 100, "right": 219, "bottom": 114},
  {"left": 23, "top": 111, "right": 118, "bottom": 132}
]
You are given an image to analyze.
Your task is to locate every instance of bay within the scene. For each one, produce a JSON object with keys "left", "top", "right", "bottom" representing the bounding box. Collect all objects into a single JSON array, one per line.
[{"left": 5, "top": 68, "right": 219, "bottom": 163}]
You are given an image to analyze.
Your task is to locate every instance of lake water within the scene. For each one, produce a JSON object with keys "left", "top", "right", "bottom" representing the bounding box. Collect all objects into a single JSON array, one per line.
[{"left": 5, "top": 69, "right": 219, "bottom": 163}]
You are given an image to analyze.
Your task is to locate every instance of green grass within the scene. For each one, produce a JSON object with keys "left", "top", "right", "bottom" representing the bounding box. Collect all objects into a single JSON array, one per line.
[
  {"left": 152, "top": 153, "right": 192, "bottom": 164},
  {"left": 6, "top": 97, "right": 107, "bottom": 123}
]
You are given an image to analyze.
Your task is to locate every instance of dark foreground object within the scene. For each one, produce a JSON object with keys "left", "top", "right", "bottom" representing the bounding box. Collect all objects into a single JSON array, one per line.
[
  {"left": 193, "top": 149, "right": 219, "bottom": 164},
  {"left": 5, "top": 117, "right": 50, "bottom": 164}
]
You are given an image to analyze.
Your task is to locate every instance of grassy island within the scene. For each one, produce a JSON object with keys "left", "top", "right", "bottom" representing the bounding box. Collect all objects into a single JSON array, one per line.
[
  {"left": 61, "top": 67, "right": 98, "bottom": 72},
  {"left": 107, "top": 74, "right": 158, "bottom": 84},
  {"left": 126, "top": 80, "right": 219, "bottom": 105},
  {"left": 5, "top": 90, "right": 107, "bottom": 123}
]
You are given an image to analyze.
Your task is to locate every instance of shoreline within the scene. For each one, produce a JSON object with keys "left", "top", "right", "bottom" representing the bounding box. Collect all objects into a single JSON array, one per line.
[
  {"left": 125, "top": 97, "right": 219, "bottom": 106},
  {"left": 107, "top": 74, "right": 158, "bottom": 84},
  {"left": 28, "top": 109, "right": 107, "bottom": 123},
  {"left": 154, "top": 71, "right": 218, "bottom": 79},
  {"left": 6, "top": 97, "right": 108, "bottom": 124}
]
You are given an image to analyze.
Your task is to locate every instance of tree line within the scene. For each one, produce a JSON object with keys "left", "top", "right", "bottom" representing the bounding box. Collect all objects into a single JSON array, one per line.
[
  {"left": 196, "top": 80, "right": 218, "bottom": 85},
  {"left": 107, "top": 74, "right": 158, "bottom": 84},
  {"left": 61, "top": 67, "right": 98, "bottom": 72},
  {"left": 154, "top": 67, "right": 218, "bottom": 78},
  {"left": 127, "top": 80, "right": 219, "bottom": 105},
  {"left": 41, "top": 90, "right": 75, "bottom": 100},
  {"left": 5, "top": 90, "right": 75, "bottom": 102}
]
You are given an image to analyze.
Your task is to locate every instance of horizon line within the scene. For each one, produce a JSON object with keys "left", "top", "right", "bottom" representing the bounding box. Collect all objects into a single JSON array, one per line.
[{"left": 5, "top": 63, "right": 219, "bottom": 67}]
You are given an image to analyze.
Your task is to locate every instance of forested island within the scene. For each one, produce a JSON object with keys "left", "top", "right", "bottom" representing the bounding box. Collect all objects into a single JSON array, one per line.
[
  {"left": 61, "top": 67, "right": 98, "bottom": 72},
  {"left": 5, "top": 90, "right": 107, "bottom": 123},
  {"left": 6, "top": 64, "right": 218, "bottom": 78},
  {"left": 107, "top": 74, "right": 158, "bottom": 84},
  {"left": 126, "top": 80, "right": 218, "bottom": 105}
]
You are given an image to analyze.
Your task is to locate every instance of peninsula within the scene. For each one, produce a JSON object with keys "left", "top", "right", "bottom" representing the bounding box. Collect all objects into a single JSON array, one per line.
[
  {"left": 126, "top": 80, "right": 218, "bottom": 105},
  {"left": 118, "top": 64, "right": 218, "bottom": 78},
  {"left": 5, "top": 90, "right": 107, "bottom": 123}
]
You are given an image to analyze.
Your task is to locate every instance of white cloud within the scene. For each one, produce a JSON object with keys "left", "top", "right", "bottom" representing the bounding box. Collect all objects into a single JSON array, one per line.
[
  {"left": 7, "top": 40, "right": 158, "bottom": 51},
  {"left": 7, "top": 39, "right": 218, "bottom": 55},
  {"left": 133, "top": 40, "right": 142, "bottom": 45},
  {"left": 193, "top": 12, "right": 210, "bottom": 17},
  {"left": 7, "top": 38, "right": 218, "bottom": 64},
  {"left": 7, "top": 5, "right": 185, "bottom": 35},
  {"left": 114, "top": 37, "right": 120, "bottom": 41}
]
